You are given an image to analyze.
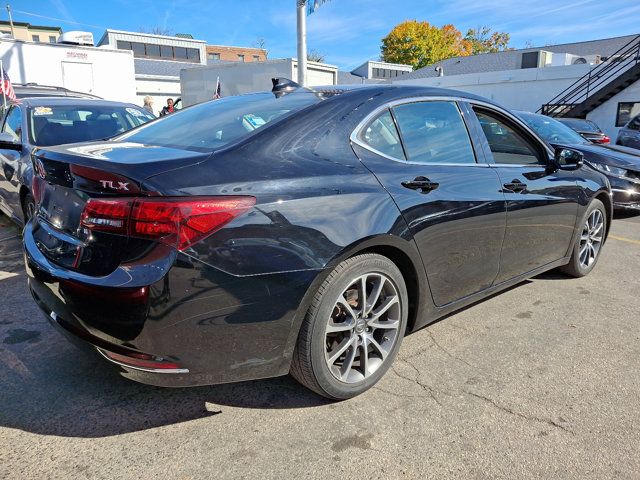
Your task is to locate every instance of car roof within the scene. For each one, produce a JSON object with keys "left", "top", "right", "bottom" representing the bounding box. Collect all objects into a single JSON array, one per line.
[
  {"left": 312, "top": 83, "right": 492, "bottom": 101},
  {"left": 13, "top": 97, "right": 143, "bottom": 108}
]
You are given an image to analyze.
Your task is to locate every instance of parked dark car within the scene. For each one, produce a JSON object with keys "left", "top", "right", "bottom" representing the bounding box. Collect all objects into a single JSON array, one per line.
[
  {"left": 616, "top": 114, "right": 640, "bottom": 150},
  {"left": 519, "top": 111, "right": 640, "bottom": 210},
  {"left": 0, "top": 97, "right": 155, "bottom": 224},
  {"left": 24, "top": 85, "right": 612, "bottom": 399},
  {"left": 14, "top": 83, "right": 102, "bottom": 100},
  {"left": 557, "top": 117, "right": 610, "bottom": 144}
]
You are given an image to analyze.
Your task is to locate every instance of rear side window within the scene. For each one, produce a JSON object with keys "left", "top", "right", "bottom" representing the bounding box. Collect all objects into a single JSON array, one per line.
[
  {"left": 358, "top": 109, "right": 405, "bottom": 160},
  {"left": 392, "top": 101, "right": 476, "bottom": 164},
  {"left": 474, "top": 109, "right": 545, "bottom": 165},
  {"left": 120, "top": 92, "right": 321, "bottom": 151}
]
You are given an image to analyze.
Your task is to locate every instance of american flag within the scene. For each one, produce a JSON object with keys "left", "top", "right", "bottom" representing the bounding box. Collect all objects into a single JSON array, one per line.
[
  {"left": 0, "top": 67, "right": 16, "bottom": 102},
  {"left": 213, "top": 76, "right": 221, "bottom": 99}
]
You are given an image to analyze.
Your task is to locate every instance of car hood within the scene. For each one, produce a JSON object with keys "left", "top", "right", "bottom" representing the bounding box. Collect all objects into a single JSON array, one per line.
[{"left": 551, "top": 142, "right": 640, "bottom": 170}]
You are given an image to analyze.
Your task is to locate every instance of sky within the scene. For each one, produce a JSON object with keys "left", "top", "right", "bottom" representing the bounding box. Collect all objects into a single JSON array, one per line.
[{"left": 10, "top": 0, "right": 640, "bottom": 70}]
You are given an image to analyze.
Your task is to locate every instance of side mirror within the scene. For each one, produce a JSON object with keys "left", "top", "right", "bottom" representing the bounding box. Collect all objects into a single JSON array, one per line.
[
  {"left": 0, "top": 132, "right": 22, "bottom": 151},
  {"left": 554, "top": 147, "right": 583, "bottom": 170}
]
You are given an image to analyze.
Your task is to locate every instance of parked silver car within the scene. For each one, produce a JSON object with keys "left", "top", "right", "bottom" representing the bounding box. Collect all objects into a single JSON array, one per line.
[{"left": 616, "top": 114, "right": 640, "bottom": 150}]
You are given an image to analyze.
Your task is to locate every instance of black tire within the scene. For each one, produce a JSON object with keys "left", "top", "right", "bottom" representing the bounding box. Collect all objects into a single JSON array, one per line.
[
  {"left": 290, "top": 253, "right": 408, "bottom": 400},
  {"left": 22, "top": 192, "right": 36, "bottom": 223},
  {"left": 560, "top": 199, "right": 607, "bottom": 277}
]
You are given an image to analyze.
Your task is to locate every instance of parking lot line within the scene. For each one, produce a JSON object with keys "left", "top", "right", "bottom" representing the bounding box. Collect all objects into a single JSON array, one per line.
[{"left": 609, "top": 234, "right": 640, "bottom": 245}]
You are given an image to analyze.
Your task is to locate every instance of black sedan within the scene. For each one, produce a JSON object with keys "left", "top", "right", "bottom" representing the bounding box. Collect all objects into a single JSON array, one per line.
[
  {"left": 557, "top": 117, "right": 609, "bottom": 144},
  {"left": 518, "top": 111, "right": 640, "bottom": 210},
  {"left": 24, "top": 85, "right": 612, "bottom": 399},
  {"left": 0, "top": 97, "right": 154, "bottom": 224}
]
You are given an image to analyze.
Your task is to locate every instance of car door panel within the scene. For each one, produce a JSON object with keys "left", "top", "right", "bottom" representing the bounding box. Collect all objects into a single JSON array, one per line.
[
  {"left": 467, "top": 104, "right": 580, "bottom": 282},
  {"left": 0, "top": 105, "right": 25, "bottom": 219},
  {"left": 352, "top": 100, "right": 506, "bottom": 307}
]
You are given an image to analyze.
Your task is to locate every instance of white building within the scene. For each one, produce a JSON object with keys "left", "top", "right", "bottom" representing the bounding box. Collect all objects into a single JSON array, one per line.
[
  {"left": 180, "top": 58, "right": 339, "bottom": 106},
  {"left": 0, "top": 37, "right": 137, "bottom": 103},
  {"left": 96, "top": 30, "right": 208, "bottom": 112},
  {"left": 394, "top": 34, "right": 640, "bottom": 139}
]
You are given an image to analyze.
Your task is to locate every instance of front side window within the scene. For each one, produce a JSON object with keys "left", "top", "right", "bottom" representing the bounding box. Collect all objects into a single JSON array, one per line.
[
  {"left": 2, "top": 106, "right": 22, "bottom": 142},
  {"left": 392, "top": 101, "right": 476, "bottom": 165},
  {"left": 474, "top": 109, "right": 545, "bottom": 165},
  {"left": 358, "top": 110, "right": 405, "bottom": 160}
]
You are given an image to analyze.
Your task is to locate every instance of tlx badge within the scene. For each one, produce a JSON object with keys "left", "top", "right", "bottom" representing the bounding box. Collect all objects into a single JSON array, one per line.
[{"left": 99, "top": 180, "right": 130, "bottom": 191}]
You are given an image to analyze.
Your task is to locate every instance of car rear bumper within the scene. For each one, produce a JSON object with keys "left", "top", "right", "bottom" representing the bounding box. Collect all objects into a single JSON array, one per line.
[{"left": 24, "top": 223, "right": 321, "bottom": 387}]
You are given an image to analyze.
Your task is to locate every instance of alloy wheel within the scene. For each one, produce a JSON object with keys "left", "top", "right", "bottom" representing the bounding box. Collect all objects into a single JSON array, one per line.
[
  {"left": 579, "top": 209, "right": 604, "bottom": 268},
  {"left": 324, "top": 273, "right": 401, "bottom": 383}
]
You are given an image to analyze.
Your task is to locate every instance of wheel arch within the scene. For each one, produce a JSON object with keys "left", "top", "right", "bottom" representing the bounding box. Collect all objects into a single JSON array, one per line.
[
  {"left": 593, "top": 189, "right": 613, "bottom": 241},
  {"left": 280, "top": 233, "right": 430, "bottom": 374}
]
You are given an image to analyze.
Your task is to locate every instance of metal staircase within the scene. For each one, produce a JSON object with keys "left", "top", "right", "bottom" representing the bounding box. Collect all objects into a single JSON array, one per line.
[{"left": 539, "top": 34, "right": 640, "bottom": 118}]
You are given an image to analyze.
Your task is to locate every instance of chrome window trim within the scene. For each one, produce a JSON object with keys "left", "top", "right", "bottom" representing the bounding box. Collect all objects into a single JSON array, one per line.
[{"left": 350, "top": 95, "right": 555, "bottom": 168}]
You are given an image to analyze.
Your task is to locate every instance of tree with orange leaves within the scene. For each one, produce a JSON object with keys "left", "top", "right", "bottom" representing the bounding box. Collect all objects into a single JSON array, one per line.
[{"left": 381, "top": 20, "right": 473, "bottom": 69}]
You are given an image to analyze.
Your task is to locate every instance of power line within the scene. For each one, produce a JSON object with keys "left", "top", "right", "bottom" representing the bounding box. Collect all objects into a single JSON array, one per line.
[{"left": 11, "top": 9, "right": 106, "bottom": 30}]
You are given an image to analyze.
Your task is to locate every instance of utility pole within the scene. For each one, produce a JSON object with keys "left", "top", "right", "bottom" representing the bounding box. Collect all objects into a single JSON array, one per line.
[
  {"left": 6, "top": 4, "right": 15, "bottom": 38},
  {"left": 296, "top": 0, "right": 307, "bottom": 86}
]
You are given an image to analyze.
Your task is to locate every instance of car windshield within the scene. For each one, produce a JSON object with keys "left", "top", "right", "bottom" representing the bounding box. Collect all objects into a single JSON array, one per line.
[
  {"left": 559, "top": 118, "right": 600, "bottom": 133},
  {"left": 518, "top": 112, "right": 587, "bottom": 145},
  {"left": 119, "top": 92, "right": 322, "bottom": 151},
  {"left": 29, "top": 104, "right": 154, "bottom": 147}
]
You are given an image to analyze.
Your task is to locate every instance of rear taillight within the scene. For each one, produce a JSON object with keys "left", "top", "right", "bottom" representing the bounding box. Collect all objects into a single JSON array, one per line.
[
  {"left": 80, "top": 196, "right": 255, "bottom": 250},
  {"left": 601, "top": 136, "right": 610, "bottom": 144}
]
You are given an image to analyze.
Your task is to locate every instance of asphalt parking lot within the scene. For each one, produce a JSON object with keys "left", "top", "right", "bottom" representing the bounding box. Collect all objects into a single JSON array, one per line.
[{"left": 1, "top": 212, "right": 639, "bottom": 479}]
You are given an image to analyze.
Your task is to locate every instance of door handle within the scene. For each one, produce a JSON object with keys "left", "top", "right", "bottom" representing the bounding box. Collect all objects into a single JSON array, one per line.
[
  {"left": 503, "top": 179, "right": 527, "bottom": 193},
  {"left": 402, "top": 176, "right": 439, "bottom": 193}
]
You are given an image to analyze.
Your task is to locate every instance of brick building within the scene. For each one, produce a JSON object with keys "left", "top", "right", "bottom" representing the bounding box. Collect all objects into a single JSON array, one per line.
[{"left": 206, "top": 45, "right": 267, "bottom": 63}]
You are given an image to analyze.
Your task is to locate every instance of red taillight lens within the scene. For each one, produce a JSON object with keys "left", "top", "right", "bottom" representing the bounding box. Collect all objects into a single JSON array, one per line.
[
  {"left": 81, "top": 198, "right": 133, "bottom": 233},
  {"left": 601, "top": 136, "right": 610, "bottom": 144},
  {"left": 80, "top": 196, "right": 255, "bottom": 250},
  {"left": 32, "top": 175, "right": 45, "bottom": 205}
]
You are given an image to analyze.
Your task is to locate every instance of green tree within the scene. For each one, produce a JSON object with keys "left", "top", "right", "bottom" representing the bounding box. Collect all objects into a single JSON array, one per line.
[
  {"left": 465, "top": 26, "right": 511, "bottom": 54},
  {"left": 381, "top": 20, "right": 472, "bottom": 70}
]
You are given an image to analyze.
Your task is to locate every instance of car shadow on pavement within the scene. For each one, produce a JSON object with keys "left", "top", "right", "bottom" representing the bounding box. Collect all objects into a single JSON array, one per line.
[{"left": 0, "top": 328, "right": 328, "bottom": 438}]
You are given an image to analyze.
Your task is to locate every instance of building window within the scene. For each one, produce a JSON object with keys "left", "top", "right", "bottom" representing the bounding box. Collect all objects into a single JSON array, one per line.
[
  {"left": 160, "top": 45, "right": 173, "bottom": 58},
  {"left": 238, "top": 54, "right": 245, "bottom": 62},
  {"left": 208, "top": 52, "right": 220, "bottom": 61},
  {"left": 117, "top": 40, "right": 132, "bottom": 50},
  {"left": 131, "top": 42, "right": 146, "bottom": 57},
  {"left": 372, "top": 68, "right": 380, "bottom": 78},
  {"left": 32, "top": 34, "right": 40, "bottom": 42},
  {"left": 616, "top": 102, "right": 640, "bottom": 127},
  {"left": 146, "top": 44, "right": 161, "bottom": 57},
  {"left": 174, "top": 47, "right": 188, "bottom": 60},
  {"left": 186, "top": 48, "right": 200, "bottom": 61},
  {"left": 253, "top": 55, "right": 260, "bottom": 61},
  {"left": 49, "top": 35, "right": 56, "bottom": 43}
]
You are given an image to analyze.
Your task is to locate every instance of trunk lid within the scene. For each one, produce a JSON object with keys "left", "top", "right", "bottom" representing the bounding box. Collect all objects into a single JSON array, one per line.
[{"left": 32, "top": 141, "right": 210, "bottom": 275}]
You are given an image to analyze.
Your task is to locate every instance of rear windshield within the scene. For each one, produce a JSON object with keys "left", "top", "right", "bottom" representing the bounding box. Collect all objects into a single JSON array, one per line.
[
  {"left": 559, "top": 118, "right": 600, "bottom": 133},
  {"left": 118, "top": 92, "right": 322, "bottom": 151},
  {"left": 29, "top": 104, "right": 154, "bottom": 146}
]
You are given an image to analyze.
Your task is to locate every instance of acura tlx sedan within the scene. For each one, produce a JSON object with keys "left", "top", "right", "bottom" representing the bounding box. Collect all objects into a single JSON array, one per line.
[{"left": 24, "top": 83, "right": 612, "bottom": 399}]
